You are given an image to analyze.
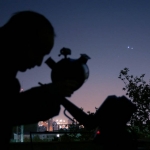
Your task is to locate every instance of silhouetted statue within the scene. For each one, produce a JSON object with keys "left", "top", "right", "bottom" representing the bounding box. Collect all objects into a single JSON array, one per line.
[
  {"left": 0, "top": 11, "right": 74, "bottom": 147},
  {"left": 61, "top": 95, "right": 137, "bottom": 150}
]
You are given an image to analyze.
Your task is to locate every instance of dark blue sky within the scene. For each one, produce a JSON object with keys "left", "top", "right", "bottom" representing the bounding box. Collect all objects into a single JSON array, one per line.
[{"left": 1, "top": 0, "right": 150, "bottom": 121}]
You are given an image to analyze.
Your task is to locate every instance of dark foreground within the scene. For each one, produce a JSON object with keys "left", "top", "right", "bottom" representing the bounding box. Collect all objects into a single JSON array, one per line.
[{"left": 9, "top": 139, "right": 150, "bottom": 150}]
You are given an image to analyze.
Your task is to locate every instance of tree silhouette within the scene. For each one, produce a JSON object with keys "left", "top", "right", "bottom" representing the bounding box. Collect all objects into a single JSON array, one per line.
[{"left": 118, "top": 68, "right": 150, "bottom": 138}]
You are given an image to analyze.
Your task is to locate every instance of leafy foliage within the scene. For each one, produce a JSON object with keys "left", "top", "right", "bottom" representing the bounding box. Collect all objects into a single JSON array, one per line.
[{"left": 118, "top": 68, "right": 150, "bottom": 138}]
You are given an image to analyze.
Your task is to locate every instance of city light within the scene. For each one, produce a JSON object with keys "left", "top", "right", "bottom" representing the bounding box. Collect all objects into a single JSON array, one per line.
[{"left": 56, "top": 134, "right": 60, "bottom": 137}]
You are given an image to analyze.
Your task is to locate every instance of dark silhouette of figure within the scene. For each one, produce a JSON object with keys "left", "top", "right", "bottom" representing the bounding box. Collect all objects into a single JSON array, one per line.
[
  {"left": 0, "top": 11, "right": 74, "bottom": 148},
  {"left": 0, "top": 10, "right": 138, "bottom": 150},
  {"left": 61, "top": 95, "right": 137, "bottom": 150}
]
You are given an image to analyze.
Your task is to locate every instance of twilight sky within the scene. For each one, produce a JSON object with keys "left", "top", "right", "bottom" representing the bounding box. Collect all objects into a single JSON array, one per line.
[{"left": 0, "top": 0, "right": 150, "bottom": 121}]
